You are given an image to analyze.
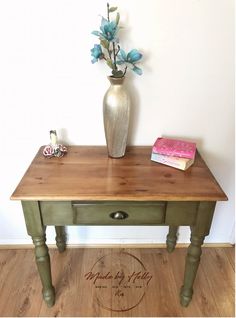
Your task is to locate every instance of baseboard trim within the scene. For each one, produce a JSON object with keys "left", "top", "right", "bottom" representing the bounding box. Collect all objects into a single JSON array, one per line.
[{"left": 0, "top": 243, "right": 233, "bottom": 249}]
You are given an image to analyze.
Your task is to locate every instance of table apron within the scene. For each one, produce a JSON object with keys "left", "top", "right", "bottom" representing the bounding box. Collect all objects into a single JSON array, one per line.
[{"left": 39, "top": 201, "right": 199, "bottom": 226}]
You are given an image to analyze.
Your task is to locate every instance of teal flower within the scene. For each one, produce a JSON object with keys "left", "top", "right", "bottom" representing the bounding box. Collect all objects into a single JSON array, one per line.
[
  {"left": 127, "top": 49, "right": 142, "bottom": 63},
  {"left": 90, "top": 4, "right": 143, "bottom": 78},
  {"left": 92, "top": 17, "right": 118, "bottom": 42},
  {"left": 91, "top": 44, "right": 103, "bottom": 63},
  {"left": 117, "top": 49, "right": 143, "bottom": 75}
]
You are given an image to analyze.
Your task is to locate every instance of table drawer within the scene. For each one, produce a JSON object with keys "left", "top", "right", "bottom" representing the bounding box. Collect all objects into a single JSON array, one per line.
[
  {"left": 72, "top": 201, "right": 166, "bottom": 225},
  {"left": 40, "top": 201, "right": 166, "bottom": 225}
]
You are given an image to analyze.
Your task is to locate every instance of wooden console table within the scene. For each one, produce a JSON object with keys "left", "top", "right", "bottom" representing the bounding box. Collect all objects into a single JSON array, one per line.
[{"left": 11, "top": 146, "right": 227, "bottom": 308}]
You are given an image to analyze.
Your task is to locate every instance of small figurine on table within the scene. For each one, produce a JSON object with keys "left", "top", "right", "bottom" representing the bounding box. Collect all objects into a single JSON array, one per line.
[{"left": 43, "top": 130, "right": 67, "bottom": 158}]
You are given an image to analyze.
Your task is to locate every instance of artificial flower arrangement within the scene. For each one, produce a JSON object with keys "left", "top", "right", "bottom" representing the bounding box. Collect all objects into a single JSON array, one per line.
[{"left": 91, "top": 3, "right": 143, "bottom": 78}]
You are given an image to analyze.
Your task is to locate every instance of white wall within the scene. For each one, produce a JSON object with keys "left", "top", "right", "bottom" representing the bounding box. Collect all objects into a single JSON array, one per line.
[{"left": 0, "top": 0, "right": 234, "bottom": 245}]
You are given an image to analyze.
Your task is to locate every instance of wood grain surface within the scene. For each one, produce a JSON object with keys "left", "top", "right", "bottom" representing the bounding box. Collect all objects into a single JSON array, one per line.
[
  {"left": 11, "top": 146, "right": 227, "bottom": 201},
  {"left": 0, "top": 247, "right": 234, "bottom": 317}
]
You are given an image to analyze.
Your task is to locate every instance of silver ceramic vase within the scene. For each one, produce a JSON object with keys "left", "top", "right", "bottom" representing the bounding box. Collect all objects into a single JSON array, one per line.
[{"left": 103, "top": 76, "right": 131, "bottom": 158}]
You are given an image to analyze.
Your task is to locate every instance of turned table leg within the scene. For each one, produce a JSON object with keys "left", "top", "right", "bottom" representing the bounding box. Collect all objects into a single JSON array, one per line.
[
  {"left": 180, "top": 232, "right": 204, "bottom": 306},
  {"left": 32, "top": 235, "right": 55, "bottom": 307},
  {"left": 55, "top": 226, "right": 67, "bottom": 253},
  {"left": 22, "top": 201, "right": 55, "bottom": 307},
  {"left": 166, "top": 226, "right": 178, "bottom": 253},
  {"left": 180, "top": 201, "right": 216, "bottom": 307}
]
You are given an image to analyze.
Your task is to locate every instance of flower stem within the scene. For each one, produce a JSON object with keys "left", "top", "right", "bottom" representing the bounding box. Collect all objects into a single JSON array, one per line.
[
  {"left": 107, "top": 46, "right": 112, "bottom": 60},
  {"left": 123, "top": 66, "right": 128, "bottom": 77},
  {"left": 115, "top": 45, "right": 120, "bottom": 57},
  {"left": 107, "top": 3, "right": 110, "bottom": 21},
  {"left": 112, "top": 42, "right": 117, "bottom": 70}
]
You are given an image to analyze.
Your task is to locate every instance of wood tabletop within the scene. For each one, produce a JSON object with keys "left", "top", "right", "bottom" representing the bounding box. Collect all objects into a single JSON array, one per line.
[{"left": 11, "top": 146, "right": 227, "bottom": 202}]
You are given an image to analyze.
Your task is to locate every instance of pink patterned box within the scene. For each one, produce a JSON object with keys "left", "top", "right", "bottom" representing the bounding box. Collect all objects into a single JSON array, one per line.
[{"left": 152, "top": 137, "right": 196, "bottom": 159}]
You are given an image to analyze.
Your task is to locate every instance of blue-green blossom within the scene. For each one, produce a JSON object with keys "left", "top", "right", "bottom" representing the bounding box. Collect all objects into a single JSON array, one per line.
[
  {"left": 91, "top": 3, "right": 143, "bottom": 77},
  {"left": 127, "top": 49, "right": 142, "bottom": 63},
  {"left": 117, "top": 49, "right": 143, "bottom": 75},
  {"left": 92, "top": 17, "right": 118, "bottom": 42},
  {"left": 91, "top": 44, "right": 103, "bottom": 63}
]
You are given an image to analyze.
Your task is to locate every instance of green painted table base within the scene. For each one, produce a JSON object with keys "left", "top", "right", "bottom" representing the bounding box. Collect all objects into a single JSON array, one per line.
[
  {"left": 166, "top": 226, "right": 178, "bottom": 253},
  {"left": 21, "top": 200, "right": 216, "bottom": 308},
  {"left": 55, "top": 226, "right": 67, "bottom": 253}
]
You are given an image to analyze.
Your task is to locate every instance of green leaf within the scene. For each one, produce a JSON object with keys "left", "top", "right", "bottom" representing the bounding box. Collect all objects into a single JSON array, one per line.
[
  {"left": 115, "top": 12, "right": 120, "bottom": 25},
  {"left": 92, "top": 31, "right": 100, "bottom": 36},
  {"left": 132, "top": 66, "right": 143, "bottom": 75},
  {"left": 100, "top": 39, "right": 109, "bottom": 49},
  {"left": 106, "top": 59, "right": 114, "bottom": 69},
  {"left": 112, "top": 70, "right": 124, "bottom": 77},
  {"left": 109, "top": 6, "right": 117, "bottom": 12}
]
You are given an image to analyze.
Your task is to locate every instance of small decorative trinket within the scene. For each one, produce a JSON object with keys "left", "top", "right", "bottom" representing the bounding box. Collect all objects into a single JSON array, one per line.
[{"left": 43, "top": 130, "right": 67, "bottom": 158}]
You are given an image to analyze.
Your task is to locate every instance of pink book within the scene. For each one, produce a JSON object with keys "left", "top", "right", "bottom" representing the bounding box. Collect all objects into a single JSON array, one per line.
[{"left": 152, "top": 137, "right": 196, "bottom": 159}]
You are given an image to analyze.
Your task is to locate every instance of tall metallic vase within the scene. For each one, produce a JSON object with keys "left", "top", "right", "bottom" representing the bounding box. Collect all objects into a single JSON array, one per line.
[{"left": 103, "top": 76, "right": 131, "bottom": 158}]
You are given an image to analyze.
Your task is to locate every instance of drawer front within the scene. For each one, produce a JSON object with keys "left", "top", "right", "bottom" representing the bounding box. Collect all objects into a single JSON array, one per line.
[
  {"left": 72, "top": 201, "right": 166, "bottom": 225},
  {"left": 40, "top": 201, "right": 166, "bottom": 225}
]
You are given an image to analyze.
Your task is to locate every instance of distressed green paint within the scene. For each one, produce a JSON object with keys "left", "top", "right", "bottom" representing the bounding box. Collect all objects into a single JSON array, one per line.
[
  {"left": 32, "top": 235, "right": 55, "bottom": 307},
  {"left": 180, "top": 201, "right": 216, "bottom": 307},
  {"left": 21, "top": 201, "right": 55, "bottom": 308},
  {"left": 41, "top": 201, "right": 166, "bottom": 225},
  {"left": 55, "top": 226, "right": 67, "bottom": 253},
  {"left": 165, "top": 202, "right": 198, "bottom": 225},
  {"left": 40, "top": 201, "right": 74, "bottom": 225},
  {"left": 73, "top": 202, "right": 165, "bottom": 225},
  {"left": 21, "top": 199, "right": 217, "bottom": 308},
  {"left": 192, "top": 201, "right": 216, "bottom": 236},
  {"left": 22, "top": 201, "right": 44, "bottom": 236},
  {"left": 166, "top": 226, "right": 178, "bottom": 253}
]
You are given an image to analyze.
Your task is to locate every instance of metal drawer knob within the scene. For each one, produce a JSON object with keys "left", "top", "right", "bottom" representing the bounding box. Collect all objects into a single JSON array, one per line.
[{"left": 109, "top": 211, "right": 129, "bottom": 220}]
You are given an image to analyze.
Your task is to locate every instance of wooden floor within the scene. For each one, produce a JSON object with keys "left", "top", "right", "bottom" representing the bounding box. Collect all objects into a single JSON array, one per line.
[{"left": 0, "top": 247, "right": 234, "bottom": 317}]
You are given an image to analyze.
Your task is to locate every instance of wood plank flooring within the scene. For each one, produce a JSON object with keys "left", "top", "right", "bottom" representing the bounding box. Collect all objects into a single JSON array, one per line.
[{"left": 0, "top": 247, "right": 234, "bottom": 317}]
